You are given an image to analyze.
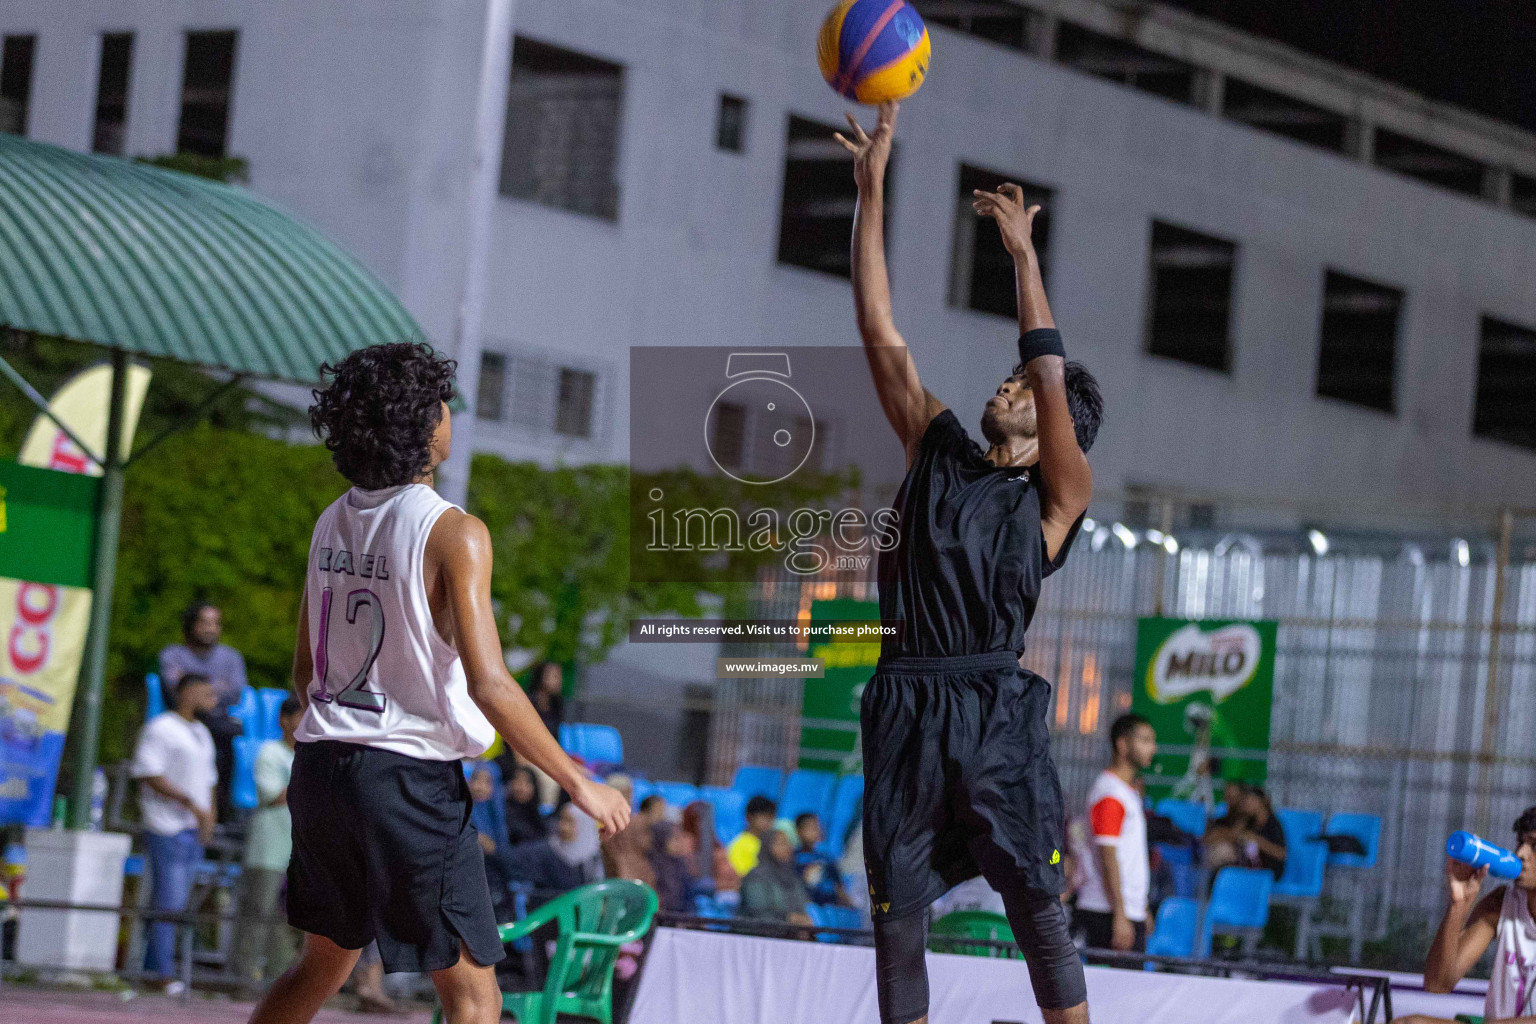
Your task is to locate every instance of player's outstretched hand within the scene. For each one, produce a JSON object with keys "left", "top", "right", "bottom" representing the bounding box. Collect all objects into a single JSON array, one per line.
[
  {"left": 834, "top": 100, "right": 898, "bottom": 195},
  {"left": 972, "top": 183, "right": 1041, "bottom": 258},
  {"left": 575, "top": 777, "right": 632, "bottom": 838}
]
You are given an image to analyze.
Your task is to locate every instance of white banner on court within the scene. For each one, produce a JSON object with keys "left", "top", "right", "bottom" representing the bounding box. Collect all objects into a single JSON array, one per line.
[{"left": 629, "top": 928, "right": 1363, "bottom": 1024}]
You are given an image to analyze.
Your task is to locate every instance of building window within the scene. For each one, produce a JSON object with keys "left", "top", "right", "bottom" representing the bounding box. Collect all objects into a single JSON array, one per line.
[
  {"left": 1315, "top": 271, "right": 1402, "bottom": 413},
  {"left": 1221, "top": 78, "right": 1347, "bottom": 153},
  {"left": 949, "top": 165, "right": 1051, "bottom": 319},
  {"left": 1473, "top": 317, "right": 1536, "bottom": 451},
  {"left": 916, "top": 1, "right": 1032, "bottom": 51},
  {"left": 777, "top": 114, "right": 894, "bottom": 278},
  {"left": 477, "top": 352, "right": 507, "bottom": 421},
  {"left": 1145, "top": 221, "right": 1237, "bottom": 373},
  {"left": 500, "top": 38, "right": 624, "bottom": 221},
  {"left": 177, "top": 31, "right": 238, "bottom": 157},
  {"left": 555, "top": 367, "right": 596, "bottom": 438},
  {"left": 709, "top": 401, "right": 747, "bottom": 468},
  {"left": 92, "top": 33, "right": 133, "bottom": 155},
  {"left": 1373, "top": 129, "right": 1484, "bottom": 198},
  {"left": 0, "top": 35, "right": 36, "bottom": 136},
  {"left": 1055, "top": 22, "right": 1197, "bottom": 106},
  {"left": 716, "top": 94, "right": 747, "bottom": 153}
]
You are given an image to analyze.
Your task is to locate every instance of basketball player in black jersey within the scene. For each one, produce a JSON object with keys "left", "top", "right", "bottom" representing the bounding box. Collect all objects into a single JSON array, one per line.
[{"left": 835, "top": 102, "right": 1102, "bottom": 1024}]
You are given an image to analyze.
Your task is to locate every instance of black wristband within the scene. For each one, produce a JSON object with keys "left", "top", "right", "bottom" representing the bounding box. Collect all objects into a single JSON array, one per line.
[{"left": 1017, "top": 327, "right": 1065, "bottom": 366}]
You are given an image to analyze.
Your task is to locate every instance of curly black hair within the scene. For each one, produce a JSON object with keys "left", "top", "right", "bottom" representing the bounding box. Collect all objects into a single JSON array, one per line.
[
  {"left": 1515, "top": 805, "right": 1536, "bottom": 839},
  {"left": 1009, "top": 359, "right": 1104, "bottom": 453},
  {"left": 309, "top": 342, "right": 458, "bottom": 489}
]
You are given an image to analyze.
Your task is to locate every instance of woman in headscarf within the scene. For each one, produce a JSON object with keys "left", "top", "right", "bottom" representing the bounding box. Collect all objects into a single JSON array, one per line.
[
  {"left": 738, "top": 829, "right": 812, "bottom": 925},
  {"left": 503, "top": 764, "right": 547, "bottom": 846},
  {"left": 507, "top": 800, "right": 605, "bottom": 891},
  {"left": 682, "top": 800, "right": 738, "bottom": 895},
  {"left": 648, "top": 820, "right": 699, "bottom": 914},
  {"left": 467, "top": 761, "right": 518, "bottom": 918}
]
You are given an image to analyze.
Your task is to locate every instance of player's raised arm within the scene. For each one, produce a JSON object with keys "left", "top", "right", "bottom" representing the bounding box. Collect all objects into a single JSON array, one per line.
[
  {"left": 974, "top": 184, "right": 1094, "bottom": 557},
  {"left": 430, "top": 509, "right": 630, "bottom": 837},
  {"left": 835, "top": 101, "right": 944, "bottom": 457}
]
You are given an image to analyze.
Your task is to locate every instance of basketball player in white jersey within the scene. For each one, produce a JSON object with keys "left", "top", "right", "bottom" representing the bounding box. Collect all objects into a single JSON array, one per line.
[{"left": 248, "top": 343, "right": 629, "bottom": 1024}]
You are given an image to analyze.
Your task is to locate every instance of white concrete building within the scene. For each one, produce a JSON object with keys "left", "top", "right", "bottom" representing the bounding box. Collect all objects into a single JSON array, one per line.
[{"left": 2, "top": 0, "right": 1535, "bottom": 518}]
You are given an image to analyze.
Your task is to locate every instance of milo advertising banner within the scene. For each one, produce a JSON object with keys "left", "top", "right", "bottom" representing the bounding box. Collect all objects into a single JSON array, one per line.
[
  {"left": 1130, "top": 617, "right": 1277, "bottom": 793},
  {"left": 797, "top": 598, "right": 880, "bottom": 773}
]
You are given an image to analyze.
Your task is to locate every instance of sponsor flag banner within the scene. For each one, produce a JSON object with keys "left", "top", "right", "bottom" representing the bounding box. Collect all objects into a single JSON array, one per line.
[
  {"left": 0, "top": 363, "right": 150, "bottom": 826},
  {"left": 797, "top": 598, "right": 879, "bottom": 773},
  {"left": 1130, "top": 617, "right": 1277, "bottom": 790}
]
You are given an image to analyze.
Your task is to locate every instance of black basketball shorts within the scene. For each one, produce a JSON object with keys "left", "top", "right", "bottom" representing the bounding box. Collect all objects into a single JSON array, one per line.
[
  {"left": 286, "top": 739, "right": 505, "bottom": 973},
  {"left": 861, "top": 651, "right": 1066, "bottom": 921}
]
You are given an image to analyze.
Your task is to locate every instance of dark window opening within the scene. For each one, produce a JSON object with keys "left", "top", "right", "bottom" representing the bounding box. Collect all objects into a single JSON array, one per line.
[
  {"left": 1473, "top": 317, "right": 1536, "bottom": 451},
  {"left": 93, "top": 33, "right": 134, "bottom": 155},
  {"left": 915, "top": 1, "right": 1031, "bottom": 51},
  {"left": 1056, "top": 22, "right": 1197, "bottom": 105},
  {"left": 501, "top": 37, "right": 624, "bottom": 221},
  {"left": 1221, "top": 78, "right": 1347, "bottom": 153},
  {"left": 777, "top": 114, "right": 895, "bottom": 278},
  {"left": 555, "top": 367, "right": 596, "bottom": 438},
  {"left": 177, "top": 31, "right": 238, "bottom": 157},
  {"left": 0, "top": 35, "right": 36, "bottom": 136},
  {"left": 710, "top": 402, "right": 746, "bottom": 469},
  {"left": 1315, "top": 271, "right": 1402, "bottom": 414},
  {"left": 1511, "top": 172, "right": 1536, "bottom": 219},
  {"left": 949, "top": 164, "right": 1052, "bottom": 319},
  {"left": 477, "top": 352, "right": 506, "bottom": 422},
  {"left": 1145, "top": 221, "right": 1237, "bottom": 373},
  {"left": 1373, "top": 129, "right": 1485, "bottom": 198},
  {"left": 716, "top": 94, "right": 747, "bottom": 153}
]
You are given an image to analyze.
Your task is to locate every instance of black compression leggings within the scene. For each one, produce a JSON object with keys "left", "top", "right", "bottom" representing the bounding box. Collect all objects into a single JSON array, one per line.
[{"left": 872, "top": 888, "right": 1087, "bottom": 1024}]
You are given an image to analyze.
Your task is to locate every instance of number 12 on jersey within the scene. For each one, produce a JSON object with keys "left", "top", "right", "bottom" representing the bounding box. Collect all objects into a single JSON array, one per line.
[{"left": 313, "top": 586, "right": 388, "bottom": 712}]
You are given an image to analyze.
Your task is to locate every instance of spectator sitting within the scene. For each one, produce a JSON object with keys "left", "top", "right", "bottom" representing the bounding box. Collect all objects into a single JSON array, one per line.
[
  {"left": 728, "top": 795, "right": 778, "bottom": 877},
  {"left": 1204, "top": 783, "right": 1287, "bottom": 879},
  {"left": 468, "top": 761, "right": 519, "bottom": 915},
  {"left": 507, "top": 801, "right": 604, "bottom": 891},
  {"left": 649, "top": 820, "right": 700, "bottom": 913},
  {"left": 503, "top": 764, "right": 547, "bottom": 845},
  {"left": 130, "top": 674, "right": 218, "bottom": 995},
  {"left": 232, "top": 696, "right": 302, "bottom": 989},
  {"left": 792, "top": 812, "right": 847, "bottom": 906},
  {"left": 682, "top": 801, "right": 738, "bottom": 895},
  {"left": 739, "top": 829, "right": 813, "bottom": 926},
  {"left": 601, "top": 777, "right": 657, "bottom": 886},
  {"left": 159, "top": 601, "right": 248, "bottom": 820}
]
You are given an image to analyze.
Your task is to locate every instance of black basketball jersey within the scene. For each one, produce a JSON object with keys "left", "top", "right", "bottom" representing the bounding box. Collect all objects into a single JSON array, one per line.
[{"left": 876, "top": 410, "right": 1084, "bottom": 659}]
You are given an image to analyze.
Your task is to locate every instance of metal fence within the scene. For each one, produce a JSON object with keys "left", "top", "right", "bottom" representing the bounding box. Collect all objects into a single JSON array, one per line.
[{"left": 702, "top": 500, "right": 1536, "bottom": 952}]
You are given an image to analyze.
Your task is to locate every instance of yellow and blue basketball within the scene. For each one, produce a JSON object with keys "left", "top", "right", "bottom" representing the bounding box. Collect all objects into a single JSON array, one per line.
[{"left": 818, "top": 0, "right": 931, "bottom": 105}]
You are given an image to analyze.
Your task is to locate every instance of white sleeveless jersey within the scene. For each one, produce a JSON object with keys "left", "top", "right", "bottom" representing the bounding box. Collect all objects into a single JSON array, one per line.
[
  {"left": 294, "top": 484, "right": 495, "bottom": 761},
  {"left": 1487, "top": 882, "right": 1536, "bottom": 1020}
]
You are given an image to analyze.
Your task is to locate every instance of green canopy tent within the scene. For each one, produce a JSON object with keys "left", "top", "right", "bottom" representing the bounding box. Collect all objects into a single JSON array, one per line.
[{"left": 0, "top": 132, "right": 422, "bottom": 826}]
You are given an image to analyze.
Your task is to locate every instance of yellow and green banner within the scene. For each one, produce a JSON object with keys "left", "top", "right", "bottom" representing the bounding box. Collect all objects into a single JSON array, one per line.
[{"left": 797, "top": 598, "right": 880, "bottom": 773}]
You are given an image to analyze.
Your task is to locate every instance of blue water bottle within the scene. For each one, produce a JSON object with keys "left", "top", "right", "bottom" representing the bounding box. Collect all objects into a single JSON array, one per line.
[{"left": 1446, "top": 830, "right": 1522, "bottom": 879}]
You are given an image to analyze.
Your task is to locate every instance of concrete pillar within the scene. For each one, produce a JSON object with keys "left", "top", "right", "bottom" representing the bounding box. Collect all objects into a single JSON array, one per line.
[
  {"left": 1026, "top": 12, "right": 1058, "bottom": 60},
  {"left": 1482, "top": 166, "right": 1513, "bottom": 207},
  {"left": 1344, "top": 119, "right": 1375, "bottom": 163},
  {"left": 1193, "top": 69, "right": 1225, "bottom": 115}
]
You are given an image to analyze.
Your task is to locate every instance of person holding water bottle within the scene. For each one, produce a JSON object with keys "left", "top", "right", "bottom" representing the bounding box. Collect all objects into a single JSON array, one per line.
[{"left": 1393, "top": 807, "right": 1536, "bottom": 1024}]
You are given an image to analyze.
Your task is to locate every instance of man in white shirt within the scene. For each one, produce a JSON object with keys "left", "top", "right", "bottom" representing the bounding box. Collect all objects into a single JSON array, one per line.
[
  {"left": 1074, "top": 713, "right": 1156, "bottom": 952},
  {"left": 131, "top": 674, "right": 219, "bottom": 990}
]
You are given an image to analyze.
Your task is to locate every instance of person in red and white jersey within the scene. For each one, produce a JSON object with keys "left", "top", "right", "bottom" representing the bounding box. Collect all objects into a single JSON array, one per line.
[{"left": 1074, "top": 713, "right": 1156, "bottom": 952}]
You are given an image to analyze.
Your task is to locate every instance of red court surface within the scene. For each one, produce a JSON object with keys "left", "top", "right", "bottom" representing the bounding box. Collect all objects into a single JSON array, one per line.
[{"left": 2, "top": 987, "right": 436, "bottom": 1023}]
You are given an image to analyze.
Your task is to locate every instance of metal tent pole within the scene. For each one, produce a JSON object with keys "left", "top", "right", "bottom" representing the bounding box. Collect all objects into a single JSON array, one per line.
[{"left": 68, "top": 348, "right": 128, "bottom": 828}]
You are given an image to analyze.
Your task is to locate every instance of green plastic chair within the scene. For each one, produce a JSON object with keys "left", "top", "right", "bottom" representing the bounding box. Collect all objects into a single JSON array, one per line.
[
  {"left": 433, "top": 879, "right": 659, "bottom": 1024},
  {"left": 928, "top": 909, "right": 1021, "bottom": 959}
]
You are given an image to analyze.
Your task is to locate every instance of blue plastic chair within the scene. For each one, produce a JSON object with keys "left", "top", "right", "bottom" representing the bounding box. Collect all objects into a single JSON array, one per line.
[
  {"left": 1155, "top": 798, "right": 1208, "bottom": 838},
  {"left": 1213, "top": 802, "right": 1228, "bottom": 820},
  {"left": 731, "top": 764, "right": 784, "bottom": 801},
  {"left": 256, "top": 688, "right": 289, "bottom": 741},
  {"left": 1324, "top": 812, "right": 1381, "bottom": 868},
  {"left": 1275, "top": 808, "right": 1324, "bottom": 848},
  {"left": 1273, "top": 835, "right": 1328, "bottom": 900},
  {"left": 229, "top": 687, "right": 260, "bottom": 737},
  {"left": 630, "top": 778, "right": 656, "bottom": 811},
  {"left": 818, "top": 775, "right": 864, "bottom": 858},
  {"left": 778, "top": 769, "right": 837, "bottom": 825},
  {"left": 700, "top": 786, "right": 748, "bottom": 846},
  {"left": 558, "top": 723, "right": 575, "bottom": 752},
  {"left": 1145, "top": 896, "right": 1198, "bottom": 961},
  {"left": 653, "top": 781, "right": 699, "bottom": 810},
  {"left": 1198, "top": 867, "right": 1274, "bottom": 956},
  {"left": 806, "top": 902, "right": 863, "bottom": 943},
  {"left": 1154, "top": 843, "right": 1200, "bottom": 900},
  {"left": 574, "top": 724, "right": 623, "bottom": 769},
  {"left": 232, "top": 736, "right": 260, "bottom": 810},
  {"left": 145, "top": 673, "right": 167, "bottom": 719}
]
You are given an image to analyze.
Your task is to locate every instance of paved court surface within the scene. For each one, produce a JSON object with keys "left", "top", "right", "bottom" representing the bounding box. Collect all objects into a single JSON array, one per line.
[{"left": 2, "top": 986, "right": 436, "bottom": 1023}]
